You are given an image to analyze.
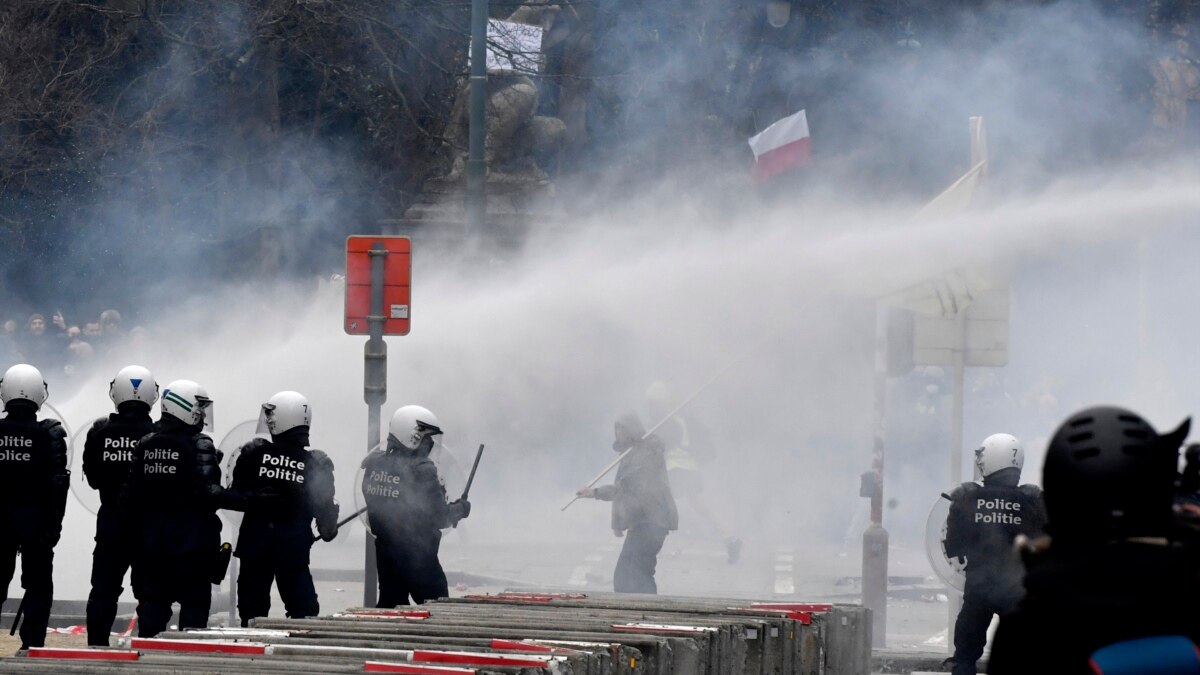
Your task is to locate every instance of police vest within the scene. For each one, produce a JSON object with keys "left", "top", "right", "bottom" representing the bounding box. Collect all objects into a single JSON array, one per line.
[
  {"left": 0, "top": 418, "right": 52, "bottom": 498},
  {"left": 136, "top": 431, "right": 197, "bottom": 508},
  {"left": 948, "top": 482, "right": 1045, "bottom": 570},
  {"left": 242, "top": 441, "right": 309, "bottom": 502},
  {"left": 85, "top": 414, "right": 153, "bottom": 495},
  {"left": 361, "top": 451, "right": 443, "bottom": 528}
]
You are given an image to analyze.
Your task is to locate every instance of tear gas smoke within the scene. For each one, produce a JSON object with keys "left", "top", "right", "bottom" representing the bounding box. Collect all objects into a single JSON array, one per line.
[
  {"left": 12, "top": 0, "right": 1200, "bottom": 627},
  {"left": 45, "top": 167, "right": 1200, "bottom": 601}
]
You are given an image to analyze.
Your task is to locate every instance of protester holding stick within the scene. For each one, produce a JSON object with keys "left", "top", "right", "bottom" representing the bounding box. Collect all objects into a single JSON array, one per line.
[{"left": 576, "top": 413, "right": 678, "bottom": 594}]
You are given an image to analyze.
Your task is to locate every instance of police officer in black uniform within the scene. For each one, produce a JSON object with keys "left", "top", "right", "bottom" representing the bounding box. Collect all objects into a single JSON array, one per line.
[
  {"left": 0, "top": 364, "right": 69, "bottom": 651},
  {"left": 362, "top": 405, "right": 469, "bottom": 607},
  {"left": 123, "top": 378, "right": 225, "bottom": 637},
  {"left": 226, "top": 390, "right": 338, "bottom": 625},
  {"left": 943, "top": 432, "right": 1046, "bottom": 675},
  {"left": 990, "top": 407, "right": 1200, "bottom": 675},
  {"left": 82, "top": 365, "right": 157, "bottom": 646}
]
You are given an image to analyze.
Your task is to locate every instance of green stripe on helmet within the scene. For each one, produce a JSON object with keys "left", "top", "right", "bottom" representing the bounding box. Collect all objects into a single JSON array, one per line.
[{"left": 163, "top": 390, "right": 194, "bottom": 412}]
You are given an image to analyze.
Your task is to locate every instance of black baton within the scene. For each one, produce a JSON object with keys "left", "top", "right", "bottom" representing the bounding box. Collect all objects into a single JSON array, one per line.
[{"left": 460, "top": 444, "right": 485, "bottom": 501}]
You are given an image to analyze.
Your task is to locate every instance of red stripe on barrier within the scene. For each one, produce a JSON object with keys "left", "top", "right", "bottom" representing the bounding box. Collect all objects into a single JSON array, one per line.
[
  {"left": 364, "top": 662, "right": 477, "bottom": 674},
  {"left": 490, "top": 639, "right": 585, "bottom": 655},
  {"left": 344, "top": 609, "right": 431, "bottom": 619},
  {"left": 412, "top": 649, "right": 553, "bottom": 668},
  {"left": 734, "top": 607, "right": 814, "bottom": 624},
  {"left": 28, "top": 648, "right": 139, "bottom": 661},
  {"left": 129, "top": 638, "right": 269, "bottom": 655},
  {"left": 750, "top": 602, "right": 833, "bottom": 612}
]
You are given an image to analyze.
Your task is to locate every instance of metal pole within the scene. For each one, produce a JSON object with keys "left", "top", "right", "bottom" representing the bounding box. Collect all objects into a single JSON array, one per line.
[
  {"left": 947, "top": 311, "right": 967, "bottom": 649},
  {"left": 862, "top": 302, "right": 889, "bottom": 648},
  {"left": 467, "top": 0, "right": 488, "bottom": 236},
  {"left": 228, "top": 557, "right": 238, "bottom": 625},
  {"left": 364, "top": 243, "right": 389, "bottom": 607}
]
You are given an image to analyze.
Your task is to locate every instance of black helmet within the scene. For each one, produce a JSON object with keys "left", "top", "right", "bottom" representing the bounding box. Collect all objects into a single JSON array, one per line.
[{"left": 1043, "top": 406, "right": 1189, "bottom": 544}]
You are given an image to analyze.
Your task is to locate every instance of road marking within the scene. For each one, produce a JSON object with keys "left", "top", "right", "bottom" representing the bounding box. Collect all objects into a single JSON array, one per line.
[{"left": 773, "top": 548, "right": 795, "bottom": 595}]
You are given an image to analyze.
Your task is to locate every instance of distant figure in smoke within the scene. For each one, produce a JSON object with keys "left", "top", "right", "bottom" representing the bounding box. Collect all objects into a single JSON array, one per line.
[
  {"left": 122, "top": 379, "right": 225, "bottom": 637},
  {"left": 577, "top": 413, "right": 678, "bottom": 594},
  {"left": 645, "top": 381, "right": 740, "bottom": 563},
  {"left": 989, "top": 407, "right": 1200, "bottom": 674},
  {"left": 942, "top": 433, "right": 1046, "bottom": 675},
  {"left": 83, "top": 366, "right": 157, "bottom": 646},
  {"left": 226, "top": 391, "right": 339, "bottom": 625},
  {"left": 0, "top": 364, "right": 69, "bottom": 651},
  {"left": 361, "top": 405, "right": 470, "bottom": 606},
  {"left": 18, "top": 314, "right": 61, "bottom": 376}
]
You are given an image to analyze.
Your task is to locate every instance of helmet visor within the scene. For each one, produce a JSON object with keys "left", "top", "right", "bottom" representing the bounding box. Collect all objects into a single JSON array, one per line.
[
  {"left": 197, "top": 396, "right": 214, "bottom": 433},
  {"left": 256, "top": 403, "right": 275, "bottom": 435}
]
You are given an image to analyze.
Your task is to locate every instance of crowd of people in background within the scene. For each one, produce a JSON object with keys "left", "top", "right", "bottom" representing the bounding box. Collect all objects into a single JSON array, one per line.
[{"left": 0, "top": 309, "right": 147, "bottom": 390}]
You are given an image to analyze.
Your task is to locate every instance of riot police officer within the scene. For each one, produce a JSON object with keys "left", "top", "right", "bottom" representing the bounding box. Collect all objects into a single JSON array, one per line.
[
  {"left": 83, "top": 365, "right": 157, "bottom": 646},
  {"left": 990, "top": 407, "right": 1200, "bottom": 674},
  {"left": 943, "top": 433, "right": 1046, "bottom": 675},
  {"left": 226, "top": 391, "right": 338, "bottom": 625},
  {"left": 122, "top": 379, "right": 225, "bottom": 637},
  {"left": 361, "top": 405, "right": 470, "bottom": 607},
  {"left": 0, "top": 364, "right": 69, "bottom": 651}
]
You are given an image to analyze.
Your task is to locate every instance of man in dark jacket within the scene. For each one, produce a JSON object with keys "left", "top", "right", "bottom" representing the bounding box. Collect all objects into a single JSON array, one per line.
[
  {"left": 82, "top": 365, "right": 158, "bottom": 646},
  {"left": 362, "top": 405, "right": 470, "bottom": 607},
  {"left": 227, "top": 390, "right": 338, "bottom": 625},
  {"left": 942, "top": 433, "right": 1046, "bottom": 675},
  {"left": 989, "top": 406, "right": 1200, "bottom": 675},
  {"left": 0, "top": 364, "right": 69, "bottom": 651},
  {"left": 123, "top": 379, "right": 225, "bottom": 637},
  {"left": 577, "top": 413, "right": 679, "bottom": 594}
]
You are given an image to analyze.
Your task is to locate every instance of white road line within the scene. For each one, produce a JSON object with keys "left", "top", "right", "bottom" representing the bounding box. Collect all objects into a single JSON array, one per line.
[{"left": 773, "top": 549, "right": 795, "bottom": 595}]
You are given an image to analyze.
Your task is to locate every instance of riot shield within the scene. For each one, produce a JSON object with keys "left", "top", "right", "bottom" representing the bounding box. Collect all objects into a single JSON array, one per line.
[
  {"left": 218, "top": 419, "right": 262, "bottom": 531},
  {"left": 68, "top": 418, "right": 100, "bottom": 515},
  {"left": 925, "top": 492, "right": 967, "bottom": 592}
]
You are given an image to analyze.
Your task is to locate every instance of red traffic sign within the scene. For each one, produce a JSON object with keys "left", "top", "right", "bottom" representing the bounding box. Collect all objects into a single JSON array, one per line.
[{"left": 345, "top": 236, "right": 412, "bottom": 336}]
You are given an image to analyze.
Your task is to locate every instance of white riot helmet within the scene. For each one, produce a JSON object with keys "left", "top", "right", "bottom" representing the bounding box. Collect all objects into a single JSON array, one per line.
[
  {"left": 161, "top": 379, "right": 213, "bottom": 431},
  {"left": 389, "top": 405, "right": 442, "bottom": 451},
  {"left": 974, "top": 432, "right": 1024, "bottom": 479},
  {"left": 109, "top": 365, "right": 158, "bottom": 409},
  {"left": 0, "top": 364, "right": 48, "bottom": 411},
  {"left": 257, "top": 390, "right": 311, "bottom": 435}
]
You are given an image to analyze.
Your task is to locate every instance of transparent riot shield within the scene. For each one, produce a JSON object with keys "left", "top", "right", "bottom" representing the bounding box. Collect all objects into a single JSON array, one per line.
[
  {"left": 925, "top": 492, "right": 967, "bottom": 592},
  {"left": 68, "top": 418, "right": 99, "bottom": 515},
  {"left": 218, "top": 419, "right": 262, "bottom": 532}
]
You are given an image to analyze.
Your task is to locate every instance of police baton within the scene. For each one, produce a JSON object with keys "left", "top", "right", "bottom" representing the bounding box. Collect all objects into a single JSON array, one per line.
[
  {"left": 313, "top": 507, "right": 369, "bottom": 542},
  {"left": 9, "top": 597, "right": 23, "bottom": 637},
  {"left": 460, "top": 444, "right": 485, "bottom": 502},
  {"left": 450, "top": 444, "right": 484, "bottom": 529}
]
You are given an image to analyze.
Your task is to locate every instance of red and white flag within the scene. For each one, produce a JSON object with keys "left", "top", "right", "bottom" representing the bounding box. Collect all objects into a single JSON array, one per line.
[{"left": 748, "top": 109, "right": 811, "bottom": 181}]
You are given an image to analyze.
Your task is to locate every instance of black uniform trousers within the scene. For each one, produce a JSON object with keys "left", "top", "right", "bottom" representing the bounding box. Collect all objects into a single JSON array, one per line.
[
  {"left": 375, "top": 530, "right": 448, "bottom": 607},
  {"left": 135, "top": 549, "right": 212, "bottom": 638},
  {"left": 86, "top": 530, "right": 134, "bottom": 645},
  {"left": 613, "top": 522, "right": 669, "bottom": 594},
  {"left": 952, "top": 575, "right": 1022, "bottom": 675},
  {"left": 237, "top": 556, "right": 319, "bottom": 626},
  {"left": 0, "top": 540, "right": 55, "bottom": 648}
]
